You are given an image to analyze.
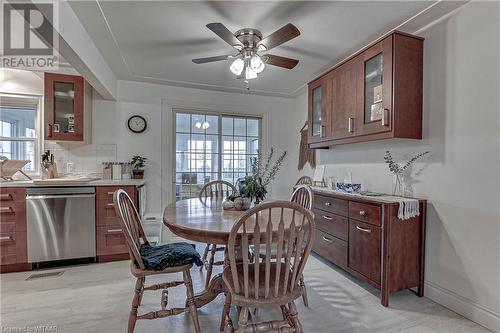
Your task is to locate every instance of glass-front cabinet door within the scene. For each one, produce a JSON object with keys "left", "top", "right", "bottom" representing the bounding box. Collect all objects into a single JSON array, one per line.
[
  {"left": 44, "top": 73, "right": 84, "bottom": 141},
  {"left": 357, "top": 36, "right": 393, "bottom": 136},
  {"left": 308, "top": 77, "right": 329, "bottom": 143}
]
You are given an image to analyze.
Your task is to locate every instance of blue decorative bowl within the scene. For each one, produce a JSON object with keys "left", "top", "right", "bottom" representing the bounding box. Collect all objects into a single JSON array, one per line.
[{"left": 336, "top": 182, "right": 362, "bottom": 193}]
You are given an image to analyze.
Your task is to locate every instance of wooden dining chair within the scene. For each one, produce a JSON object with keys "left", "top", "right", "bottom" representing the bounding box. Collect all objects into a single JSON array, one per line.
[
  {"left": 198, "top": 180, "right": 238, "bottom": 288},
  {"left": 114, "top": 189, "right": 201, "bottom": 333},
  {"left": 290, "top": 184, "right": 314, "bottom": 307},
  {"left": 294, "top": 176, "right": 312, "bottom": 186},
  {"left": 222, "top": 201, "right": 315, "bottom": 333}
]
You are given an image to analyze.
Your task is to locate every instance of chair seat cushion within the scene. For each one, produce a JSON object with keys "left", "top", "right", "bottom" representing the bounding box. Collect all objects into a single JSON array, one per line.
[{"left": 139, "top": 242, "right": 203, "bottom": 271}]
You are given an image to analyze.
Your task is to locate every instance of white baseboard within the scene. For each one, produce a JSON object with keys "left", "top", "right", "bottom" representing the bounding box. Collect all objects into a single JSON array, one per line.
[{"left": 425, "top": 281, "right": 500, "bottom": 332}]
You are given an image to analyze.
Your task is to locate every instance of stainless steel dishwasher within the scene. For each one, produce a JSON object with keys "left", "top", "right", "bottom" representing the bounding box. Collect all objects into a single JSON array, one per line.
[{"left": 26, "top": 187, "right": 96, "bottom": 263}]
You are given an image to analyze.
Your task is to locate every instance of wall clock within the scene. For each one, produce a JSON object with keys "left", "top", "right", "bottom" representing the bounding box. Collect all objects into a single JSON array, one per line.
[{"left": 127, "top": 115, "right": 147, "bottom": 133}]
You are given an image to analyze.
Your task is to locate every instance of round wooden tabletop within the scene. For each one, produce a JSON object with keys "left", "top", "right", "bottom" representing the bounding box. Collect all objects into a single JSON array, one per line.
[{"left": 163, "top": 198, "right": 305, "bottom": 245}]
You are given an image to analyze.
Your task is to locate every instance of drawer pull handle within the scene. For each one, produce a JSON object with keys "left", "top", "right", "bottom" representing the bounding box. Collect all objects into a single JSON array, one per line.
[
  {"left": 107, "top": 192, "right": 115, "bottom": 195},
  {"left": 0, "top": 236, "right": 12, "bottom": 241},
  {"left": 323, "top": 215, "right": 333, "bottom": 221},
  {"left": 107, "top": 229, "right": 122, "bottom": 233},
  {"left": 359, "top": 210, "right": 366, "bottom": 216},
  {"left": 0, "top": 207, "right": 13, "bottom": 213},
  {"left": 0, "top": 194, "right": 13, "bottom": 200},
  {"left": 322, "top": 236, "right": 333, "bottom": 243},
  {"left": 356, "top": 225, "right": 371, "bottom": 234},
  {"left": 324, "top": 202, "right": 331, "bottom": 207},
  {"left": 107, "top": 203, "right": 115, "bottom": 207}
]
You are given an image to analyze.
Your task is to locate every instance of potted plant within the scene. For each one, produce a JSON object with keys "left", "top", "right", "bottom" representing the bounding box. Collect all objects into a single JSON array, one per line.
[
  {"left": 237, "top": 147, "right": 287, "bottom": 206},
  {"left": 130, "top": 155, "right": 147, "bottom": 179}
]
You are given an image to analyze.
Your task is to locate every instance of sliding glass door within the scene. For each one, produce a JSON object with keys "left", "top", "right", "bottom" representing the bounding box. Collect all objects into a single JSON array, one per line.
[{"left": 175, "top": 111, "right": 261, "bottom": 201}]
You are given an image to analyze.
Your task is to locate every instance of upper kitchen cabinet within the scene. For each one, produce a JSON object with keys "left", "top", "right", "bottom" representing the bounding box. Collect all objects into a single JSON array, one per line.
[
  {"left": 308, "top": 31, "right": 423, "bottom": 148},
  {"left": 44, "top": 73, "right": 92, "bottom": 142},
  {"left": 307, "top": 76, "right": 332, "bottom": 144}
]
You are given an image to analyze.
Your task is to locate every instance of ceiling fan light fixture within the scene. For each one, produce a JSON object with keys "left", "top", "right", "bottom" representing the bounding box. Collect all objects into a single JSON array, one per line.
[
  {"left": 245, "top": 66, "right": 257, "bottom": 80},
  {"left": 229, "top": 58, "right": 244, "bottom": 75},
  {"left": 250, "top": 55, "right": 265, "bottom": 74}
]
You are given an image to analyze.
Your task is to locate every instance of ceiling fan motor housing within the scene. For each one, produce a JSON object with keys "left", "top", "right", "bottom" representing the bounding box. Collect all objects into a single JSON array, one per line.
[{"left": 235, "top": 28, "right": 263, "bottom": 50}]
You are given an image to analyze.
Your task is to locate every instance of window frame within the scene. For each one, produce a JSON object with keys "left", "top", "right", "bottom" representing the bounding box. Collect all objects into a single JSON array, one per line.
[
  {"left": 0, "top": 93, "right": 43, "bottom": 175},
  {"left": 173, "top": 109, "right": 262, "bottom": 201}
]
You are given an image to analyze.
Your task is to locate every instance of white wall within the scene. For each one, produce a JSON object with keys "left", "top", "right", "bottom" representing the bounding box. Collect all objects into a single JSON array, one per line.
[
  {"left": 88, "top": 80, "right": 300, "bottom": 214},
  {"left": 0, "top": 69, "right": 43, "bottom": 96},
  {"left": 292, "top": 2, "right": 500, "bottom": 331}
]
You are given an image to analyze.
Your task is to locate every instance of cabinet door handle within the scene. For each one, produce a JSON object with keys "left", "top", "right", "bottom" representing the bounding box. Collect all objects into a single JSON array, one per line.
[
  {"left": 348, "top": 117, "right": 354, "bottom": 133},
  {"left": 322, "top": 236, "right": 333, "bottom": 243},
  {"left": 382, "top": 108, "right": 390, "bottom": 127},
  {"left": 0, "top": 207, "right": 13, "bottom": 213},
  {"left": 0, "top": 236, "right": 12, "bottom": 241},
  {"left": 321, "top": 125, "right": 325, "bottom": 138},
  {"left": 0, "top": 194, "right": 13, "bottom": 200},
  {"left": 323, "top": 215, "right": 333, "bottom": 221},
  {"left": 324, "top": 202, "right": 331, "bottom": 207},
  {"left": 107, "top": 229, "right": 123, "bottom": 233},
  {"left": 356, "top": 225, "right": 372, "bottom": 234},
  {"left": 359, "top": 210, "right": 366, "bottom": 216}
]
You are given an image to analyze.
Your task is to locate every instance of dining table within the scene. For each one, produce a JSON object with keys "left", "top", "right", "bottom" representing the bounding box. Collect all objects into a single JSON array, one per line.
[{"left": 162, "top": 197, "right": 304, "bottom": 331}]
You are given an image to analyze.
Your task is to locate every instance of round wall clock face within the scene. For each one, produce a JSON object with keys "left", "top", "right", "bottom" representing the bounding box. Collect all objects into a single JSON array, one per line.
[{"left": 128, "top": 115, "right": 147, "bottom": 133}]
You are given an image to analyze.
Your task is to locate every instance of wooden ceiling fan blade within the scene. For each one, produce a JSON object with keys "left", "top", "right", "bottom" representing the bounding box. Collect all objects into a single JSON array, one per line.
[
  {"left": 192, "top": 55, "right": 231, "bottom": 64},
  {"left": 263, "top": 54, "right": 299, "bottom": 69},
  {"left": 258, "top": 23, "right": 300, "bottom": 51},
  {"left": 206, "top": 23, "right": 242, "bottom": 47}
]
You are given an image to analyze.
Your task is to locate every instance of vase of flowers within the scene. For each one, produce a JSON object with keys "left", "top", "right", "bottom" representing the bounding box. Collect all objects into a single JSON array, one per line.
[
  {"left": 237, "top": 147, "right": 287, "bottom": 205},
  {"left": 130, "top": 155, "right": 147, "bottom": 179},
  {"left": 384, "top": 150, "right": 429, "bottom": 197}
]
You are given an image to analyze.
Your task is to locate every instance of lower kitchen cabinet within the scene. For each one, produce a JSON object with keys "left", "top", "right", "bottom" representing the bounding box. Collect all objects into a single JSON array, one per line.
[
  {"left": 95, "top": 186, "right": 136, "bottom": 262},
  {"left": 311, "top": 190, "right": 426, "bottom": 306},
  {"left": 0, "top": 188, "right": 31, "bottom": 273}
]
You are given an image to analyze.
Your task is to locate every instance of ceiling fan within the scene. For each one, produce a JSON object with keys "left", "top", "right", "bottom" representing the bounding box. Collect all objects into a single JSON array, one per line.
[{"left": 192, "top": 22, "right": 300, "bottom": 80}]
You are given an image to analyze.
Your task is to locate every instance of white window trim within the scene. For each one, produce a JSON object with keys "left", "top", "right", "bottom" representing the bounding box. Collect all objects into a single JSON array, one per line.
[{"left": 0, "top": 93, "right": 43, "bottom": 175}]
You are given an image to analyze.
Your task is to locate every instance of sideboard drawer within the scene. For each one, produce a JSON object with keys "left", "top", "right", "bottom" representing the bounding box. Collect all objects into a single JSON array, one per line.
[
  {"left": 349, "top": 201, "right": 381, "bottom": 226},
  {"left": 96, "top": 186, "right": 135, "bottom": 201},
  {"left": 314, "top": 195, "right": 348, "bottom": 217},
  {"left": 0, "top": 231, "right": 27, "bottom": 265},
  {"left": 313, "top": 209, "right": 348, "bottom": 241},
  {"left": 313, "top": 229, "right": 347, "bottom": 269}
]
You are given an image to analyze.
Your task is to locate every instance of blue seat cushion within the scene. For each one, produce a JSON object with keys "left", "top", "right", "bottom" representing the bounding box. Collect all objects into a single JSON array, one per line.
[{"left": 139, "top": 242, "right": 203, "bottom": 271}]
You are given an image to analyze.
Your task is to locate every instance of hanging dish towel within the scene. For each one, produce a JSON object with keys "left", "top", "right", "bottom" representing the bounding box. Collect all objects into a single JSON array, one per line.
[{"left": 298, "top": 127, "right": 316, "bottom": 170}]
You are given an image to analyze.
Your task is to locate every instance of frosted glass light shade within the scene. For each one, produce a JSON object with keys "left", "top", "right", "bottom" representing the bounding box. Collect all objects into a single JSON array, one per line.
[{"left": 230, "top": 58, "right": 244, "bottom": 75}]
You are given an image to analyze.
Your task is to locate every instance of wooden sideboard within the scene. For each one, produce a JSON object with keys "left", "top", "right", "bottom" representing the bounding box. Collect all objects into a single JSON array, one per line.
[
  {"left": 0, "top": 184, "right": 138, "bottom": 272},
  {"left": 308, "top": 31, "right": 424, "bottom": 148},
  {"left": 311, "top": 190, "right": 426, "bottom": 306}
]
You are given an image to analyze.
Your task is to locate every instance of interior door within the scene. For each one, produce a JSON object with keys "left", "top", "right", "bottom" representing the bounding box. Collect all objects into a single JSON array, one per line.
[
  {"left": 348, "top": 219, "right": 381, "bottom": 284},
  {"left": 356, "top": 36, "right": 393, "bottom": 136},
  {"left": 331, "top": 61, "right": 358, "bottom": 139}
]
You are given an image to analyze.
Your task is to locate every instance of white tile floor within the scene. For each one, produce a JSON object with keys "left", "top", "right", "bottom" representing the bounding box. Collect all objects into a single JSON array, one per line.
[{"left": 0, "top": 252, "right": 490, "bottom": 333}]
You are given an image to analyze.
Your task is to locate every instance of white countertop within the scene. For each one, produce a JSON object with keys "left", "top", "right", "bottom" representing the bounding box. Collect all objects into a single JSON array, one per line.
[{"left": 0, "top": 178, "right": 146, "bottom": 188}]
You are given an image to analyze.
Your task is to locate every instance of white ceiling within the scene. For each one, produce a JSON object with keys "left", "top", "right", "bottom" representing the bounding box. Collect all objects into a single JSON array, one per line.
[{"left": 68, "top": 1, "right": 436, "bottom": 97}]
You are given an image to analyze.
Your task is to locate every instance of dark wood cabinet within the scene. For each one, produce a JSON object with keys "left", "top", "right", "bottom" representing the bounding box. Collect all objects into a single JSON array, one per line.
[
  {"left": 308, "top": 31, "right": 423, "bottom": 148},
  {"left": 311, "top": 190, "right": 426, "bottom": 306},
  {"left": 348, "top": 220, "right": 381, "bottom": 284},
  {"left": 44, "top": 73, "right": 92, "bottom": 142},
  {"left": 0, "top": 188, "right": 31, "bottom": 273},
  {"left": 95, "top": 186, "right": 136, "bottom": 262}
]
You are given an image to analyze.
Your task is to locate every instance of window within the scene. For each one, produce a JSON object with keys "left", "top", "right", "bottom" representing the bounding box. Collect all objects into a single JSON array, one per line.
[
  {"left": 0, "top": 95, "right": 41, "bottom": 172},
  {"left": 175, "top": 111, "right": 261, "bottom": 201}
]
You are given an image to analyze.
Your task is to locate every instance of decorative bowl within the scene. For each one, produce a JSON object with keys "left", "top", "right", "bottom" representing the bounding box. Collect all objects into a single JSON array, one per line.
[
  {"left": 336, "top": 182, "right": 362, "bottom": 193},
  {"left": 234, "top": 197, "right": 252, "bottom": 211}
]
